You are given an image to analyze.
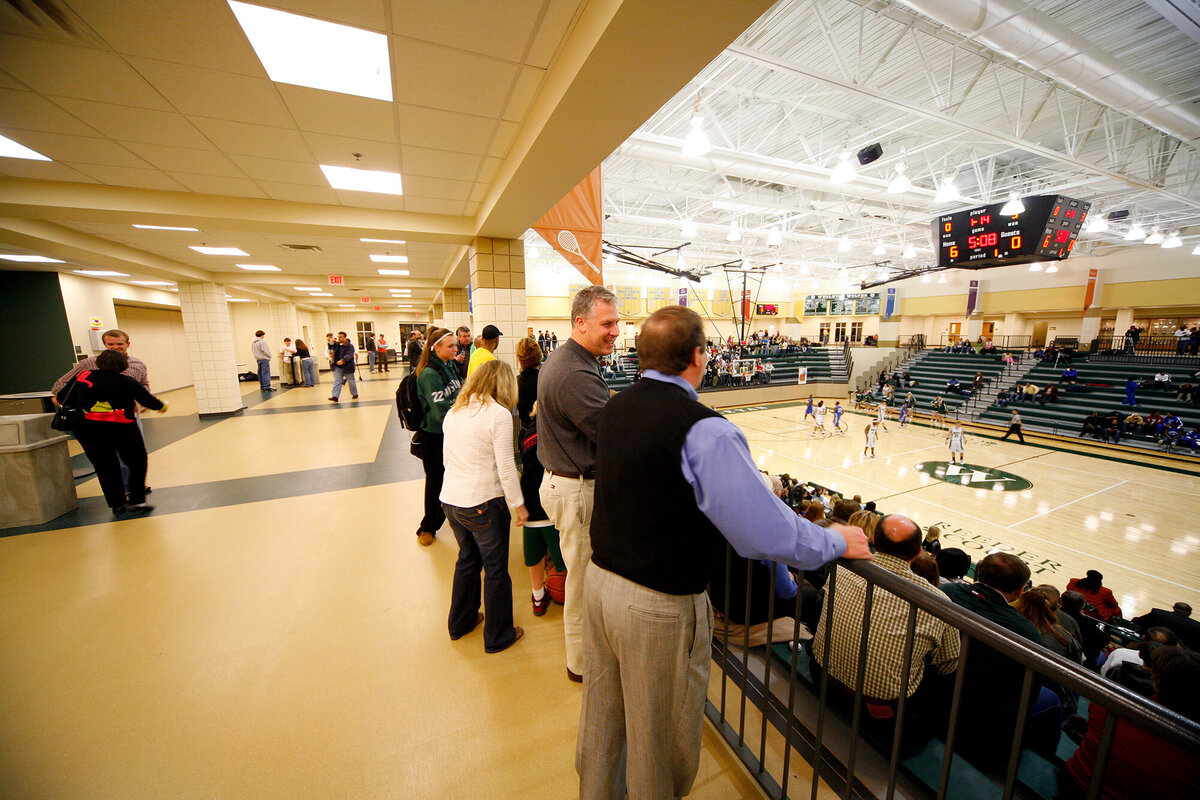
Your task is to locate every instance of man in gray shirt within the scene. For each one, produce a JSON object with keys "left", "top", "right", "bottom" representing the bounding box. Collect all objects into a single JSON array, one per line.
[
  {"left": 538, "top": 284, "right": 619, "bottom": 682},
  {"left": 251, "top": 330, "right": 275, "bottom": 392}
]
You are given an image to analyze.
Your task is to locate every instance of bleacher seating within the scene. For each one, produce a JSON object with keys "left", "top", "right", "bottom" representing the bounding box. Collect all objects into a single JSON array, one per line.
[
  {"left": 860, "top": 351, "right": 1010, "bottom": 414},
  {"left": 978, "top": 356, "right": 1200, "bottom": 453},
  {"left": 602, "top": 347, "right": 846, "bottom": 392}
]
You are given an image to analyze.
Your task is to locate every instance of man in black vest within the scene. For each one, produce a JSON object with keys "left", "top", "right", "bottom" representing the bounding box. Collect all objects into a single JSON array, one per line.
[{"left": 578, "top": 306, "right": 871, "bottom": 799}]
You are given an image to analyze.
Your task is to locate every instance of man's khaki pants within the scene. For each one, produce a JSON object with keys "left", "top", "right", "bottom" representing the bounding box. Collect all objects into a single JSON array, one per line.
[{"left": 540, "top": 473, "right": 594, "bottom": 676}]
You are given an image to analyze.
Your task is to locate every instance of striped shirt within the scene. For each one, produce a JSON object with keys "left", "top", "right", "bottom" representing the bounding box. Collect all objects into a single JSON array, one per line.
[{"left": 53, "top": 354, "right": 150, "bottom": 394}]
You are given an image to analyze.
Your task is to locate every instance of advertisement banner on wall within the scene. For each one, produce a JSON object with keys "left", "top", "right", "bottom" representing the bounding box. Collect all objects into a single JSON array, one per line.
[
  {"left": 884, "top": 288, "right": 896, "bottom": 321},
  {"left": 796, "top": 366, "right": 808, "bottom": 385},
  {"left": 677, "top": 287, "right": 688, "bottom": 307}
]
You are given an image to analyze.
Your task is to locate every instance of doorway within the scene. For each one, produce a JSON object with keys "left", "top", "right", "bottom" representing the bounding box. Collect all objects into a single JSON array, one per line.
[
  {"left": 982, "top": 322, "right": 996, "bottom": 338},
  {"left": 948, "top": 322, "right": 961, "bottom": 339},
  {"left": 1031, "top": 321, "right": 1049, "bottom": 347}
]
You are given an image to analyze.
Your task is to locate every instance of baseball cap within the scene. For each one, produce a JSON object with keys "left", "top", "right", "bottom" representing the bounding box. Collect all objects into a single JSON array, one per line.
[{"left": 481, "top": 324, "right": 503, "bottom": 340}]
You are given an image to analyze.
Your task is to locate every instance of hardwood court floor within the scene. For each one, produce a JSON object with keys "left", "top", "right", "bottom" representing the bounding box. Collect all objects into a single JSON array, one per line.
[{"left": 733, "top": 402, "right": 1200, "bottom": 617}]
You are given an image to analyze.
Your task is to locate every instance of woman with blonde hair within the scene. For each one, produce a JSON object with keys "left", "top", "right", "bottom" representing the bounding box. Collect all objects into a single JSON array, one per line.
[
  {"left": 922, "top": 524, "right": 942, "bottom": 556},
  {"left": 440, "top": 359, "right": 528, "bottom": 653},
  {"left": 847, "top": 509, "right": 879, "bottom": 545},
  {"left": 415, "top": 327, "right": 463, "bottom": 546}
]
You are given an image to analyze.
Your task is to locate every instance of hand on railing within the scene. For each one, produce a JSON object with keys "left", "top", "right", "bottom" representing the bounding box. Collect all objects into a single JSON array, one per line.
[{"left": 830, "top": 523, "right": 872, "bottom": 560}]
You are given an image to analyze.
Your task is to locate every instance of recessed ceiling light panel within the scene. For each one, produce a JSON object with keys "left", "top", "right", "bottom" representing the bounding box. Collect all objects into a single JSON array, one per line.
[
  {"left": 369, "top": 254, "right": 409, "bottom": 263},
  {"left": 131, "top": 281, "right": 176, "bottom": 286},
  {"left": 74, "top": 270, "right": 129, "bottom": 277},
  {"left": 237, "top": 264, "right": 281, "bottom": 271},
  {"left": 0, "top": 133, "right": 50, "bottom": 161},
  {"left": 360, "top": 238, "right": 406, "bottom": 244},
  {"left": 0, "top": 254, "right": 64, "bottom": 263},
  {"left": 191, "top": 246, "right": 249, "bottom": 256},
  {"left": 133, "top": 224, "right": 199, "bottom": 231},
  {"left": 227, "top": 1, "right": 393, "bottom": 101},
  {"left": 321, "top": 165, "right": 403, "bottom": 195},
  {"left": 378, "top": 269, "right": 410, "bottom": 276}
]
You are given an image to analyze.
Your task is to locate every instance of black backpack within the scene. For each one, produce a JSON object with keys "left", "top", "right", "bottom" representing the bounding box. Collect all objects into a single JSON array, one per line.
[{"left": 396, "top": 373, "right": 424, "bottom": 430}]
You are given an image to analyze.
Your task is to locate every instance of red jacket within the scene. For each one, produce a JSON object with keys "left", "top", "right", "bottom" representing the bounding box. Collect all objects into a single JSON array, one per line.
[
  {"left": 1065, "top": 703, "right": 1200, "bottom": 799},
  {"left": 1066, "top": 578, "right": 1123, "bottom": 621}
]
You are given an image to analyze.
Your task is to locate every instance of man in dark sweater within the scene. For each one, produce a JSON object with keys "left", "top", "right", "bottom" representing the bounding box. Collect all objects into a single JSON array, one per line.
[
  {"left": 942, "top": 553, "right": 1062, "bottom": 763},
  {"left": 1132, "top": 602, "right": 1200, "bottom": 651},
  {"left": 577, "top": 306, "right": 871, "bottom": 799}
]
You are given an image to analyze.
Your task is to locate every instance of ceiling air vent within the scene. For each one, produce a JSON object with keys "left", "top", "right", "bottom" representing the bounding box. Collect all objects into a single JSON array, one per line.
[{"left": 279, "top": 243, "right": 322, "bottom": 252}]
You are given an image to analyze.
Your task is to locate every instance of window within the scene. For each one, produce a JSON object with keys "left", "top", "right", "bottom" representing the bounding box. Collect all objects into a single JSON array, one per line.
[
  {"left": 834, "top": 322, "right": 847, "bottom": 343},
  {"left": 356, "top": 321, "right": 374, "bottom": 351},
  {"left": 819, "top": 322, "right": 831, "bottom": 343},
  {"left": 850, "top": 322, "right": 863, "bottom": 343}
]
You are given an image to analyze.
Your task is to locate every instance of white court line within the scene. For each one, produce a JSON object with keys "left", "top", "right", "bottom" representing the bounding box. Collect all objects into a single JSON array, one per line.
[
  {"left": 1021, "top": 456, "right": 1200, "bottom": 497},
  {"left": 1005, "top": 481, "right": 1126, "bottom": 529}
]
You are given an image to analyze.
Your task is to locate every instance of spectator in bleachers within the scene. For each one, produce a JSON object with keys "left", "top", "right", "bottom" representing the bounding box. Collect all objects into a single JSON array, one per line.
[
  {"left": 935, "top": 548, "right": 970, "bottom": 586},
  {"left": 1174, "top": 324, "right": 1191, "bottom": 355},
  {"left": 1043, "top": 344, "right": 1058, "bottom": 362},
  {"left": 1179, "top": 427, "right": 1199, "bottom": 453},
  {"left": 846, "top": 509, "right": 879, "bottom": 545},
  {"left": 1033, "top": 347, "right": 1045, "bottom": 360},
  {"left": 1121, "top": 412, "right": 1144, "bottom": 434},
  {"left": 1061, "top": 366, "right": 1078, "bottom": 384},
  {"left": 1036, "top": 384, "right": 1059, "bottom": 405},
  {"left": 972, "top": 372, "right": 985, "bottom": 393},
  {"left": 945, "top": 376, "right": 964, "bottom": 395},
  {"left": 921, "top": 525, "right": 941, "bottom": 556},
  {"left": 1016, "top": 586, "right": 1083, "bottom": 714},
  {"left": 1003, "top": 351, "right": 1015, "bottom": 367},
  {"left": 1021, "top": 381, "right": 1040, "bottom": 402},
  {"left": 992, "top": 387, "right": 1010, "bottom": 408},
  {"left": 909, "top": 552, "right": 940, "bottom": 587},
  {"left": 1066, "top": 570, "right": 1122, "bottom": 621},
  {"left": 1102, "top": 628, "right": 1179, "bottom": 699},
  {"left": 1177, "top": 382, "right": 1195, "bottom": 403},
  {"left": 831, "top": 498, "right": 861, "bottom": 523},
  {"left": 812, "top": 514, "right": 959, "bottom": 714},
  {"left": 1141, "top": 411, "right": 1163, "bottom": 435},
  {"left": 1190, "top": 327, "right": 1200, "bottom": 356},
  {"left": 1151, "top": 370, "right": 1173, "bottom": 391},
  {"left": 1132, "top": 602, "right": 1200, "bottom": 651},
  {"left": 942, "top": 553, "right": 1063, "bottom": 762},
  {"left": 982, "top": 338, "right": 996, "bottom": 353},
  {"left": 1079, "top": 412, "right": 1102, "bottom": 438},
  {"left": 1035, "top": 585, "right": 1083, "bottom": 652},
  {"left": 1061, "top": 590, "right": 1108, "bottom": 669},
  {"left": 1062, "top": 646, "right": 1200, "bottom": 800},
  {"left": 1100, "top": 417, "right": 1122, "bottom": 444}
]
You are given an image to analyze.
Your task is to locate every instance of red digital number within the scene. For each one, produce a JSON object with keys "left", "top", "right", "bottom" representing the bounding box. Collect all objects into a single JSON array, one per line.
[
  {"left": 1065, "top": 210, "right": 1076, "bottom": 219},
  {"left": 1042, "top": 236, "right": 1052, "bottom": 248},
  {"left": 1053, "top": 205, "right": 1061, "bottom": 216},
  {"left": 968, "top": 232, "right": 998, "bottom": 249},
  {"left": 980, "top": 215, "right": 990, "bottom": 224},
  {"left": 1012, "top": 235, "right": 1022, "bottom": 249},
  {"left": 1055, "top": 229, "right": 1070, "bottom": 243}
]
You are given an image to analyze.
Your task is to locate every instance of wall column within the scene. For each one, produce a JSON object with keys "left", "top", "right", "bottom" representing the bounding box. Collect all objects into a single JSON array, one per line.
[
  {"left": 440, "top": 288, "right": 472, "bottom": 336},
  {"left": 469, "top": 237, "right": 527, "bottom": 367},
  {"left": 965, "top": 318, "right": 984, "bottom": 340},
  {"left": 1079, "top": 312, "right": 1103, "bottom": 345},
  {"left": 1114, "top": 307, "right": 1135, "bottom": 333},
  {"left": 178, "top": 281, "right": 243, "bottom": 417}
]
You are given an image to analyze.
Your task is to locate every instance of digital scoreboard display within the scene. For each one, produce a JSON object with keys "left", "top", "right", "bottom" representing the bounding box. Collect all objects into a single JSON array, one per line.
[
  {"left": 933, "top": 195, "right": 1091, "bottom": 268},
  {"left": 755, "top": 303, "right": 779, "bottom": 315}
]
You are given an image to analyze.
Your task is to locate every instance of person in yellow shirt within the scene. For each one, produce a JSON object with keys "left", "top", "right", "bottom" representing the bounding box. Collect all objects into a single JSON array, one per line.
[{"left": 467, "top": 325, "right": 502, "bottom": 376}]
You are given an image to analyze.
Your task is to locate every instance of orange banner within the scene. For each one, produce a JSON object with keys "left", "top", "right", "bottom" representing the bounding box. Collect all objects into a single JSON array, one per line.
[
  {"left": 1082, "top": 268, "right": 1098, "bottom": 315},
  {"left": 532, "top": 166, "right": 603, "bottom": 285}
]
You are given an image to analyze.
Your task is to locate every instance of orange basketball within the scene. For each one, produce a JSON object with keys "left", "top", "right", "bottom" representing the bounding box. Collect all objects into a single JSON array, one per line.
[{"left": 545, "top": 569, "right": 567, "bottom": 605}]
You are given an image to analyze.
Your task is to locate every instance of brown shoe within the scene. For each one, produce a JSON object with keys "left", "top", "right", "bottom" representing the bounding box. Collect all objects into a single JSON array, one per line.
[
  {"left": 487, "top": 626, "right": 524, "bottom": 654},
  {"left": 450, "top": 613, "right": 485, "bottom": 641},
  {"left": 567, "top": 667, "right": 583, "bottom": 683},
  {"left": 417, "top": 531, "right": 435, "bottom": 546}
]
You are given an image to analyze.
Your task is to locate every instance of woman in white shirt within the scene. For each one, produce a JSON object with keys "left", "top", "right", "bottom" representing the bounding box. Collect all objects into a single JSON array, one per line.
[{"left": 440, "top": 359, "right": 529, "bottom": 653}]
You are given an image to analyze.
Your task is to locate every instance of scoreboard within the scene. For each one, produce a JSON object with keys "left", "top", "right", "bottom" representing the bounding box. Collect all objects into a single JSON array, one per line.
[
  {"left": 755, "top": 303, "right": 779, "bottom": 316},
  {"left": 934, "top": 195, "right": 1091, "bottom": 268}
]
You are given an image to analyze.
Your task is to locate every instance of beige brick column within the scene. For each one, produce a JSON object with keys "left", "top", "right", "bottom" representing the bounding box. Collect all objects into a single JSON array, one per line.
[
  {"left": 178, "top": 281, "right": 244, "bottom": 417},
  {"left": 441, "top": 287, "right": 472, "bottom": 337},
  {"left": 468, "top": 237, "right": 527, "bottom": 367}
]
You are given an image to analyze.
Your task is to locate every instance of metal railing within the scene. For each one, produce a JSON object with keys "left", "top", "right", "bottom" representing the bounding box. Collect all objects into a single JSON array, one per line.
[
  {"left": 709, "top": 552, "right": 1200, "bottom": 800},
  {"left": 1090, "top": 334, "right": 1200, "bottom": 360},
  {"left": 859, "top": 339, "right": 926, "bottom": 393},
  {"left": 937, "top": 335, "right": 1031, "bottom": 350}
]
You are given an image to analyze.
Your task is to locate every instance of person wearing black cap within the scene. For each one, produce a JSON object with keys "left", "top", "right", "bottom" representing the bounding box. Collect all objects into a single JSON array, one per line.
[{"left": 468, "top": 324, "right": 502, "bottom": 376}]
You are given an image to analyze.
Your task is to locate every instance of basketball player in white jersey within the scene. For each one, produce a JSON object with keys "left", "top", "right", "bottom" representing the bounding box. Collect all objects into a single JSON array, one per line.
[
  {"left": 812, "top": 401, "right": 831, "bottom": 438},
  {"left": 947, "top": 422, "right": 966, "bottom": 464},
  {"left": 864, "top": 420, "right": 879, "bottom": 458},
  {"left": 876, "top": 399, "right": 890, "bottom": 431}
]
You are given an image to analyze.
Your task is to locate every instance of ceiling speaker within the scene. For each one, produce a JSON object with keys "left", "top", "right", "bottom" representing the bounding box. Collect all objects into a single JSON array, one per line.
[{"left": 857, "top": 143, "right": 883, "bottom": 165}]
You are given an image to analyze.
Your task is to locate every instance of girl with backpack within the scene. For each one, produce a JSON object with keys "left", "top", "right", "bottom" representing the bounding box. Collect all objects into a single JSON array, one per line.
[{"left": 415, "top": 327, "right": 463, "bottom": 546}]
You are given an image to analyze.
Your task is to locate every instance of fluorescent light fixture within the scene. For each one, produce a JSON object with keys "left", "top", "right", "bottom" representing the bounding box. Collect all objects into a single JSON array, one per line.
[
  {"left": 130, "top": 280, "right": 176, "bottom": 286},
  {"left": 680, "top": 218, "right": 696, "bottom": 237},
  {"left": 1124, "top": 224, "right": 1146, "bottom": 241},
  {"left": 999, "top": 192, "right": 1025, "bottom": 215},
  {"left": 937, "top": 274, "right": 948, "bottom": 284},
  {"left": 0, "top": 254, "right": 64, "bottom": 263},
  {"left": 309, "top": 292, "right": 333, "bottom": 296},
  {"left": 0, "top": 132, "right": 50, "bottom": 161},
  {"left": 902, "top": 244, "right": 917, "bottom": 259},
  {"left": 191, "top": 246, "right": 248, "bottom": 256},
  {"left": 237, "top": 264, "right": 281, "bottom": 271},
  {"left": 293, "top": 286, "right": 322, "bottom": 291},
  {"left": 378, "top": 269, "right": 410, "bottom": 276},
  {"left": 681, "top": 112, "right": 710, "bottom": 157},
  {"left": 872, "top": 241, "right": 887, "bottom": 256},
  {"left": 1192, "top": 245, "right": 1200, "bottom": 256},
  {"left": 887, "top": 163, "right": 912, "bottom": 194},
  {"left": 369, "top": 254, "right": 409, "bottom": 263},
  {"left": 830, "top": 152, "right": 855, "bottom": 184},
  {"left": 359, "top": 238, "right": 406, "bottom": 244},
  {"left": 74, "top": 270, "right": 129, "bottom": 277},
  {"left": 226, "top": 297, "right": 252, "bottom": 303},
  {"left": 338, "top": 304, "right": 356, "bottom": 307},
  {"left": 811, "top": 279, "right": 821, "bottom": 289},
  {"left": 228, "top": 0, "right": 392, "bottom": 101},
  {"left": 321, "top": 164, "right": 403, "bottom": 195},
  {"left": 726, "top": 223, "right": 741, "bottom": 243},
  {"left": 935, "top": 177, "right": 959, "bottom": 203},
  {"left": 388, "top": 290, "right": 411, "bottom": 294},
  {"left": 837, "top": 236, "right": 851, "bottom": 253},
  {"left": 1162, "top": 231, "right": 1182, "bottom": 249},
  {"left": 766, "top": 229, "right": 783, "bottom": 246},
  {"left": 1028, "top": 262, "right": 1043, "bottom": 272},
  {"left": 133, "top": 224, "right": 198, "bottom": 231},
  {"left": 397, "top": 304, "right": 413, "bottom": 308},
  {"left": 1045, "top": 264, "right": 1058, "bottom": 273},
  {"left": 1084, "top": 215, "right": 1108, "bottom": 233},
  {"left": 1143, "top": 226, "right": 1164, "bottom": 245}
]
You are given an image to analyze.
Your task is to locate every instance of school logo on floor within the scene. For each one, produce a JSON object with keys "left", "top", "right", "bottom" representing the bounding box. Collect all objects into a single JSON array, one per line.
[{"left": 914, "top": 461, "right": 1032, "bottom": 491}]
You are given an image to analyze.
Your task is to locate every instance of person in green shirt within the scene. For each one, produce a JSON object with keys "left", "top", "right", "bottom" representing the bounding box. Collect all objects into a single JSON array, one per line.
[{"left": 415, "top": 327, "right": 463, "bottom": 546}]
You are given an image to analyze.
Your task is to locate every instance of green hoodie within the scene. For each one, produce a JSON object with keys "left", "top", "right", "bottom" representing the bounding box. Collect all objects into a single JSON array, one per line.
[{"left": 417, "top": 354, "right": 462, "bottom": 434}]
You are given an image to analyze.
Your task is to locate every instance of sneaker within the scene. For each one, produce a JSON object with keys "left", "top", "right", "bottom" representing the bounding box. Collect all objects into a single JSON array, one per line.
[
  {"left": 351, "top": 395, "right": 359, "bottom": 399},
  {"left": 532, "top": 590, "right": 550, "bottom": 616},
  {"left": 329, "top": 397, "right": 338, "bottom": 403},
  {"left": 114, "top": 503, "right": 154, "bottom": 515},
  {"left": 417, "top": 531, "right": 435, "bottom": 546}
]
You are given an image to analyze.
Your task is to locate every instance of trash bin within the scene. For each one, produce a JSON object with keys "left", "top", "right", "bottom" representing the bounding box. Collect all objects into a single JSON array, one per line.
[{"left": 0, "top": 413, "right": 77, "bottom": 528}]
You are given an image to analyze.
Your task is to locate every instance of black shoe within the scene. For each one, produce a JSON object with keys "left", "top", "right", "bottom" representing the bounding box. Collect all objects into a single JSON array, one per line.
[
  {"left": 114, "top": 503, "right": 154, "bottom": 515},
  {"left": 351, "top": 395, "right": 359, "bottom": 399},
  {"left": 144, "top": 486, "right": 152, "bottom": 495}
]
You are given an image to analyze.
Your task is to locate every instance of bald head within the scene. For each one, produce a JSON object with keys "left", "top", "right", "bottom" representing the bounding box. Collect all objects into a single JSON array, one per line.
[{"left": 874, "top": 514, "right": 922, "bottom": 561}]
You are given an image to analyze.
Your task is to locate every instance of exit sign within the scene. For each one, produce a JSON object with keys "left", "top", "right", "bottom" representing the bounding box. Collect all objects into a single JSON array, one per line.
[
  {"left": 328, "top": 275, "right": 344, "bottom": 286},
  {"left": 361, "top": 296, "right": 369, "bottom": 303}
]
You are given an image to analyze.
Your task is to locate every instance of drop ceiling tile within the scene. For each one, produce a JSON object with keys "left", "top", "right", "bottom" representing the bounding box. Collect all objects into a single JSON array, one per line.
[
  {"left": 400, "top": 146, "right": 483, "bottom": 180},
  {"left": 64, "top": 0, "right": 265, "bottom": 75},
  {"left": 0, "top": 88, "right": 101, "bottom": 136},
  {"left": 0, "top": 34, "right": 172, "bottom": 109},
  {"left": 392, "top": 38, "right": 520, "bottom": 119},
  {"left": 390, "top": 0, "right": 542, "bottom": 63},
  {"left": 402, "top": 175, "right": 474, "bottom": 202},
  {"left": 188, "top": 117, "right": 314, "bottom": 161},
  {"left": 396, "top": 105, "right": 495, "bottom": 154},
  {"left": 52, "top": 98, "right": 212, "bottom": 149},
  {"left": 10, "top": 131, "right": 151, "bottom": 168},
  {"left": 228, "top": 154, "right": 327, "bottom": 185},
  {"left": 487, "top": 120, "right": 520, "bottom": 159},
  {"left": 257, "top": 182, "right": 342, "bottom": 204},
  {"left": 0, "top": 69, "right": 24, "bottom": 90},
  {"left": 334, "top": 190, "right": 404, "bottom": 210},
  {"left": 276, "top": 85, "right": 397, "bottom": 140},
  {"left": 503, "top": 65, "right": 546, "bottom": 123},
  {"left": 463, "top": 201, "right": 480, "bottom": 217},
  {"left": 122, "top": 143, "right": 246, "bottom": 178},
  {"left": 168, "top": 173, "right": 270, "bottom": 198},
  {"left": 403, "top": 196, "right": 467, "bottom": 216},
  {"left": 0, "top": 160, "right": 100, "bottom": 183},
  {"left": 126, "top": 58, "right": 294, "bottom": 128},
  {"left": 477, "top": 157, "right": 502, "bottom": 184},
  {"left": 68, "top": 164, "right": 189, "bottom": 191},
  {"left": 468, "top": 183, "right": 488, "bottom": 203},
  {"left": 301, "top": 132, "right": 400, "bottom": 172},
  {"left": 526, "top": 0, "right": 583, "bottom": 69}
]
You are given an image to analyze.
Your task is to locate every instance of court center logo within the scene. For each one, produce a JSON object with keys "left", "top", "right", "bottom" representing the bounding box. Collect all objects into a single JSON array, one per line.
[{"left": 914, "top": 461, "right": 1032, "bottom": 491}]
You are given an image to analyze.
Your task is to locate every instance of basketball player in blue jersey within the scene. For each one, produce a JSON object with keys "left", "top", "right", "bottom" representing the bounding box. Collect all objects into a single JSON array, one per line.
[
  {"left": 832, "top": 401, "right": 846, "bottom": 434},
  {"left": 803, "top": 395, "right": 815, "bottom": 421},
  {"left": 898, "top": 403, "right": 911, "bottom": 428}
]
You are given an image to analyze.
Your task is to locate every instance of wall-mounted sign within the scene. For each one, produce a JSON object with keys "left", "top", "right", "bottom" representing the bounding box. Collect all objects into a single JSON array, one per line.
[
  {"left": 329, "top": 275, "right": 344, "bottom": 286},
  {"left": 802, "top": 293, "right": 881, "bottom": 316},
  {"left": 88, "top": 316, "right": 103, "bottom": 329}
]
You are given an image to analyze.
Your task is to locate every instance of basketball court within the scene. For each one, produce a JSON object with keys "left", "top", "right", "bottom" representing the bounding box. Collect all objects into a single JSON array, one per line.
[{"left": 724, "top": 400, "right": 1200, "bottom": 618}]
